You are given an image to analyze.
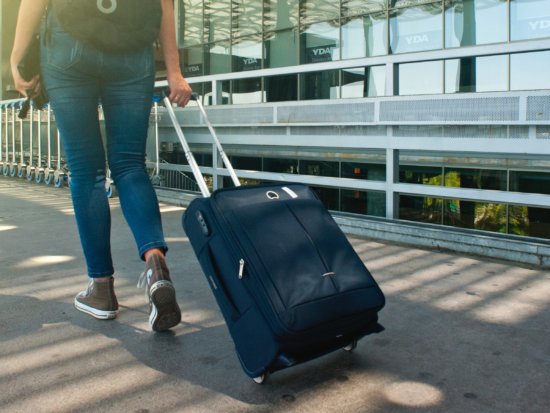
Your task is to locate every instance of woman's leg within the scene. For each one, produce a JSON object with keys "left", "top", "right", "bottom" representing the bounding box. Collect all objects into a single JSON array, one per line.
[
  {"left": 100, "top": 48, "right": 167, "bottom": 260},
  {"left": 100, "top": 47, "right": 180, "bottom": 331}
]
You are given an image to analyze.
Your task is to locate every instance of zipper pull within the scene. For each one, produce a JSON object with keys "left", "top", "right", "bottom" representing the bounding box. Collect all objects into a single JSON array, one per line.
[{"left": 238, "top": 259, "right": 245, "bottom": 279}]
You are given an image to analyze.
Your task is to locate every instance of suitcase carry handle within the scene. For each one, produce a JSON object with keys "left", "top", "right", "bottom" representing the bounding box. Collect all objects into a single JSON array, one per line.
[{"left": 160, "top": 90, "right": 241, "bottom": 198}]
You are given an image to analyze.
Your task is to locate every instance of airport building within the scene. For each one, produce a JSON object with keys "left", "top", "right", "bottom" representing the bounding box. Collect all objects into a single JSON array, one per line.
[{"left": 1, "top": 0, "right": 550, "bottom": 262}]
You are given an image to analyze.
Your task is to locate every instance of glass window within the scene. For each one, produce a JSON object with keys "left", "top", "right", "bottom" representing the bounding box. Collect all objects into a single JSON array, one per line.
[
  {"left": 181, "top": 46, "right": 205, "bottom": 78},
  {"left": 300, "top": 159, "right": 340, "bottom": 177},
  {"left": 399, "top": 195, "right": 443, "bottom": 224},
  {"left": 341, "top": 12, "right": 388, "bottom": 59},
  {"left": 510, "top": 51, "right": 550, "bottom": 91},
  {"left": 444, "top": 168, "right": 508, "bottom": 190},
  {"left": 204, "top": 41, "right": 231, "bottom": 75},
  {"left": 231, "top": 78, "right": 263, "bottom": 104},
  {"left": 400, "top": 165, "right": 442, "bottom": 184},
  {"left": 342, "top": 66, "right": 386, "bottom": 98},
  {"left": 311, "top": 186, "right": 340, "bottom": 210},
  {"left": 232, "top": 0, "right": 263, "bottom": 38},
  {"left": 511, "top": 0, "right": 550, "bottom": 41},
  {"left": 444, "top": 201, "right": 507, "bottom": 233},
  {"left": 204, "top": 0, "right": 231, "bottom": 42},
  {"left": 510, "top": 170, "right": 550, "bottom": 195},
  {"left": 397, "top": 60, "right": 443, "bottom": 95},
  {"left": 444, "top": 0, "right": 507, "bottom": 48},
  {"left": 264, "top": 0, "right": 299, "bottom": 32},
  {"left": 341, "top": 190, "right": 386, "bottom": 217},
  {"left": 445, "top": 55, "right": 508, "bottom": 93},
  {"left": 342, "top": 162, "right": 386, "bottom": 180},
  {"left": 342, "top": 0, "right": 387, "bottom": 18},
  {"left": 300, "top": 21, "right": 340, "bottom": 63},
  {"left": 390, "top": 3, "right": 443, "bottom": 54},
  {"left": 180, "top": 0, "right": 203, "bottom": 47},
  {"left": 300, "top": 0, "right": 340, "bottom": 25},
  {"left": 263, "top": 158, "right": 299, "bottom": 173},
  {"left": 265, "top": 30, "right": 299, "bottom": 68},
  {"left": 509, "top": 206, "right": 550, "bottom": 239},
  {"left": 265, "top": 74, "right": 298, "bottom": 102},
  {"left": 300, "top": 70, "right": 339, "bottom": 100},
  {"left": 231, "top": 155, "right": 262, "bottom": 170},
  {"left": 232, "top": 35, "right": 263, "bottom": 72}
]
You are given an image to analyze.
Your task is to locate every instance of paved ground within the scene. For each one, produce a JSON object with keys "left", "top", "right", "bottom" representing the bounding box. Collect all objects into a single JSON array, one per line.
[{"left": 0, "top": 178, "right": 549, "bottom": 413}]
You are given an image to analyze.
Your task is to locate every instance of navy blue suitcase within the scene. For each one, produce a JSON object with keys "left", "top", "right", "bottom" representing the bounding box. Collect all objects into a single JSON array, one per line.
[{"left": 164, "top": 94, "right": 385, "bottom": 382}]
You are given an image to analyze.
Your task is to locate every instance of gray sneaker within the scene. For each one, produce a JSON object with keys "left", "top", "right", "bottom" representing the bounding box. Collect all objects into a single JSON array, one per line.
[
  {"left": 138, "top": 255, "right": 181, "bottom": 331},
  {"left": 74, "top": 278, "right": 118, "bottom": 320}
]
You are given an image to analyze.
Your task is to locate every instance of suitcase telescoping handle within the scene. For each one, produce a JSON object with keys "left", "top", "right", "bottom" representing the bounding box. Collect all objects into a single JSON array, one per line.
[{"left": 160, "top": 90, "right": 241, "bottom": 198}]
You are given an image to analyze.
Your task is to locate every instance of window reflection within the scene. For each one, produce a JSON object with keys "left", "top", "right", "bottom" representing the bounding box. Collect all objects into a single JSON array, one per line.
[
  {"left": 264, "top": 30, "right": 298, "bottom": 68},
  {"left": 390, "top": 3, "right": 443, "bottom": 54},
  {"left": 341, "top": 66, "right": 386, "bottom": 98},
  {"left": 300, "top": 0, "right": 340, "bottom": 25},
  {"left": 445, "top": 55, "right": 508, "bottom": 93},
  {"left": 232, "top": 35, "right": 263, "bottom": 72},
  {"left": 231, "top": 78, "right": 263, "bottom": 104},
  {"left": 264, "top": 0, "right": 299, "bottom": 32},
  {"left": 511, "top": 51, "right": 550, "bottom": 90},
  {"left": 511, "top": 0, "right": 550, "bottom": 41},
  {"left": 398, "top": 61, "right": 443, "bottom": 95},
  {"left": 204, "top": 0, "right": 231, "bottom": 42},
  {"left": 181, "top": 46, "right": 205, "bottom": 77},
  {"left": 342, "top": 0, "right": 387, "bottom": 17},
  {"left": 300, "top": 70, "right": 339, "bottom": 100},
  {"left": 341, "top": 12, "right": 388, "bottom": 58},
  {"left": 232, "top": 0, "right": 263, "bottom": 38},
  {"left": 180, "top": 0, "right": 204, "bottom": 47},
  {"left": 300, "top": 21, "right": 340, "bottom": 63},
  {"left": 204, "top": 41, "right": 232, "bottom": 74},
  {"left": 445, "top": 0, "right": 508, "bottom": 47}
]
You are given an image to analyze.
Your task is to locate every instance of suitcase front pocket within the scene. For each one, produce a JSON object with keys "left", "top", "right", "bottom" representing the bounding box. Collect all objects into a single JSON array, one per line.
[{"left": 230, "top": 202, "right": 341, "bottom": 312}]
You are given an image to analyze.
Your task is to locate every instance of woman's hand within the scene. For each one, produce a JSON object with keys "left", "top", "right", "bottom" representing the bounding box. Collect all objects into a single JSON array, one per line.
[
  {"left": 11, "top": 64, "right": 41, "bottom": 98},
  {"left": 167, "top": 72, "right": 192, "bottom": 107}
]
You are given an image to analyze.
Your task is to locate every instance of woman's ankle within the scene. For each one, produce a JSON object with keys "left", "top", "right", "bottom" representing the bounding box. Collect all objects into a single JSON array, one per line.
[{"left": 144, "top": 248, "right": 165, "bottom": 261}]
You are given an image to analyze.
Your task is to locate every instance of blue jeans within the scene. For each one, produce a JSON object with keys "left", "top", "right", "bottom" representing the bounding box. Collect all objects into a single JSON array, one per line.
[{"left": 41, "top": 14, "right": 167, "bottom": 277}]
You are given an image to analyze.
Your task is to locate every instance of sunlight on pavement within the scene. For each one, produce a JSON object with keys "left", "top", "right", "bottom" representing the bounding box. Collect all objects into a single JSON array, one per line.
[
  {"left": 384, "top": 381, "right": 444, "bottom": 408},
  {"left": 14, "top": 255, "right": 76, "bottom": 269}
]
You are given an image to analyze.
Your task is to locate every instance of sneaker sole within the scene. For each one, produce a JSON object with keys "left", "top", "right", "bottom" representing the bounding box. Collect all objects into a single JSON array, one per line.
[
  {"left": 74, "top": 298, "right": 118, "bottom": 320},
  {"left": 149, "top": 281, "right": 181, "bottom": 331}
]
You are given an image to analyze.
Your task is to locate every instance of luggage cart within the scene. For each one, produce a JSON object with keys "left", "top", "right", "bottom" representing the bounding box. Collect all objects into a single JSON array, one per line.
[
  {"left": 43, "top": 104, "right": 55, "bottom": 185},
  {"left": 53, "top": 129, "right": 65, "bottom": 188},
  {"left": 8, "top": 103, "right": 18, "bottom": 177},
  {"left": 2, "top": 102, "right": 11, "bottom": 176},
  {"left": 0, "top": 103, "right": 5, "bottom": 174},
  {"left": 34, "top": 106, "right": 46, "bottom": 183},
  {"left": 17, "top": 102, "right": 28, "bottom": 178},
  {"left": 26, "top": 103, "right": 36, "bottom": 181}
]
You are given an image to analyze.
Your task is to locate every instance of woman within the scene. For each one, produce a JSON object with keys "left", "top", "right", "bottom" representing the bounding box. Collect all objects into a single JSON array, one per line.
[{"left": 10, "top": 0, "right": 192, "bottom": 331}]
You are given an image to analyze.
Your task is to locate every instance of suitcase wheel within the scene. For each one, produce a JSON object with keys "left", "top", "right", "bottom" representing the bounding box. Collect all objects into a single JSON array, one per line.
[
  {"left": 252, "top": 373, "right": 267, "bottom": 384},
  {"left": 343, "top": 340, "right": 358, "bottom": 352}
]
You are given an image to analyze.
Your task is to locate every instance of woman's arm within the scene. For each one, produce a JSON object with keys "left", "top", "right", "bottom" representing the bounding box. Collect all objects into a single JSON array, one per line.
[
  {"left": 159, "top": 0, "right": 192, "bottom": 107},
  {"left": 10, "top": 0, "right": 48, "bottom": 96}
]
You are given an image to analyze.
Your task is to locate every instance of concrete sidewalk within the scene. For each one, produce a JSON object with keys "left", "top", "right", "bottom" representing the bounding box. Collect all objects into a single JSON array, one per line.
[{"left": 0, "top": 178, "right": 549, "bottom": 413}]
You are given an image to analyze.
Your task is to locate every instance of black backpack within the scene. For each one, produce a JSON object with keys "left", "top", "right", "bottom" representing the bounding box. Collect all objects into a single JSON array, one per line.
[{"left": 52, "top": 0, "right": 162, "bottom": 52}]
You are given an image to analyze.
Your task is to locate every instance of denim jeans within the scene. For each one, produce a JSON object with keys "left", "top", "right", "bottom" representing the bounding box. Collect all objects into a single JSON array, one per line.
[{"left": 41, "top": 13, "right": 167, "bottom": 277}]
